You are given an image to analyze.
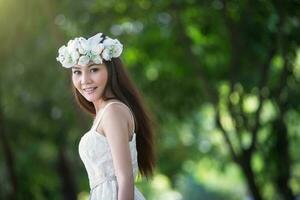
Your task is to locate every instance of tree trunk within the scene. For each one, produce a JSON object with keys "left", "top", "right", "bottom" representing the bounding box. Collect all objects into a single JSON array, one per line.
[
  {"left": 0, "top": 116, "right": 17, "bottom": 200},
  {"left": 238, "top": 155, "right": 263, "bottom": 200},
  {"left": 57, "top": 146, "right": 77, "bottom": 200},
  {"left": 273, "top": 118, "right": 295, "bottom": 200}
]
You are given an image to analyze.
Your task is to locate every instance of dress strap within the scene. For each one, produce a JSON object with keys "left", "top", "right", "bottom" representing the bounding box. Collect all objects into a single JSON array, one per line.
[{"left": 92, "top": 101, "right": 135, "bottom": 133}]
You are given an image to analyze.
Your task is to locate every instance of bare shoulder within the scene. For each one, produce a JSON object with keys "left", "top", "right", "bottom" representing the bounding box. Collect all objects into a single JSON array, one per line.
[
  {"left": 104, "top": 101, "right": 131, "bottom": 120},
  {"left": 99, "top": 101, "right": 134, "bottom": 137}
]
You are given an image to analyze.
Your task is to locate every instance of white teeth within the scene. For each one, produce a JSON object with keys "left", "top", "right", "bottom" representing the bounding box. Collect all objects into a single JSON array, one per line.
[{"left": 83, "top": 87, "right": 96, "bottom": 93}]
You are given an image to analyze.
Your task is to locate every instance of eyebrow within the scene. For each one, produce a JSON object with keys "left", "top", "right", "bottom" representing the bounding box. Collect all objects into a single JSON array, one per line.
[{"left": 72, "top": 63, "right": 96, "bottom": 70}]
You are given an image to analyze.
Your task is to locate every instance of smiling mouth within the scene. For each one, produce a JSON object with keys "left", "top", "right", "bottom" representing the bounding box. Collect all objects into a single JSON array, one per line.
[{"left": 83, "top": 87, "right": 97, "bottom": 94}]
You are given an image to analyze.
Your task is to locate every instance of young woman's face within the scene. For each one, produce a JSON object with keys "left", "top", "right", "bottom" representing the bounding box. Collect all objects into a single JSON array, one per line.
[{"left": 72, "top": 63, "right": 108, "bottom": 102}]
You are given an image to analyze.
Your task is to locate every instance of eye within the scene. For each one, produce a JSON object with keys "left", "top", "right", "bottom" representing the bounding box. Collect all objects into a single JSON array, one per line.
[
  {"left": 73, "top": 70, "right": 81, "bottom": 75},
  {"left": 90, "top": 68, "right": 99, "bottom": 73}
]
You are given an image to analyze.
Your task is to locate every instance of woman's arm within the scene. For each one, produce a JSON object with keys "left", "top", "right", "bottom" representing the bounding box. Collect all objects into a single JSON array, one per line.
[{"left": 99, "top": 104, "right": 134, "bottom": 200}]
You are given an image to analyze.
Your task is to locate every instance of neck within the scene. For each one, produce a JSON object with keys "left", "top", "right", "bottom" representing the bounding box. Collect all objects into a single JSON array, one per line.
[
  {"left": 93, "top": 89, "right": 116, "bottom": 114},
  {"left": 93, "top": 98, "right": 105, "bottom": 114}
]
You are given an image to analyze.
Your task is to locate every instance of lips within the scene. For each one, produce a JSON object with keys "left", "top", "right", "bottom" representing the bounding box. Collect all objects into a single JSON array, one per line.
[{"left": 83, "top": 87, "right": 97, "bottom": 94}]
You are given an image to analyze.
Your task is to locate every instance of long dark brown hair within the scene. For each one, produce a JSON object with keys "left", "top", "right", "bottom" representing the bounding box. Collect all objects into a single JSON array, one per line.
[{"left": 72, "top": 57, "right": 155, "bottom": 178}]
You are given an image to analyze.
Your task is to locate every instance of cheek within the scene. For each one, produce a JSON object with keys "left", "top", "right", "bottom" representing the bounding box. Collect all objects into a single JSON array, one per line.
[
  {"left": 96, "top": 71, "right": 108, "bottom": 85},
  {"left": 72, "top": 75, "right": 80, "bottom": 89}
]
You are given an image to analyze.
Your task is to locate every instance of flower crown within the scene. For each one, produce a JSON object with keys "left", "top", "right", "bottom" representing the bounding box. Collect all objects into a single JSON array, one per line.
[{"left": 56, "top": 33, "right": 123, "bottom": 68}]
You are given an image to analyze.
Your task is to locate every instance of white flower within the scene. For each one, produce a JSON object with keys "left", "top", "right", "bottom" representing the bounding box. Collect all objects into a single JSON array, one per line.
[
  {"left": 56, "top": 45, "right": 75, "bottom": 68},
  {"left": 111, "top": 40, "right": 123, "bottom": 57},
  {"left": 78, "top": 37, "right": 88, "bottom": 54},
  {"left": 78, "top": 55, "right": 90, "bottom": 66},
  {"left": 87, "top": 33, "right": 103, "bottom": 47},
  {"left": 62, "top": 53, "right": 76, "bottom": 68},
  {"left": 58, "top": 45, "right": 67, "bottom": 55},
  {"left": 70, "top": 50, "right": 79, "bottom": 62},
  {"left": 56, "top": 45, "right": 67, "bottom": 63},
  {"left": 91, "top": 43, "right": 104, "bottom": 55},
  {"left": 92, "top": 55, "right": 102, "bottom": 64},
  {"left": 102, "top": 38, "right": 123, "bottom": 60},
  {"left": 57, "top": 33, "right": 123, "bottom": 68},
  {"left": 101, "top": 48, "right": 111, "bottom": 61},
  {"left": 67, "top": 39, "right": 79, "bottom": 52}
]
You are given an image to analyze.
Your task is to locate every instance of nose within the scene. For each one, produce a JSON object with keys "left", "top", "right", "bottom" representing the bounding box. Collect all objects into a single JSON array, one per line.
[{"left": 81, "top": 71, "right": 92, "bottom": 84}]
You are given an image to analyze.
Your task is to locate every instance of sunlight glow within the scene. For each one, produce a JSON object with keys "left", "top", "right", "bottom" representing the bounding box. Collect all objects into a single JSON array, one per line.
[{"left": 243, "top": 95, "right": 259, "bottom": 113}]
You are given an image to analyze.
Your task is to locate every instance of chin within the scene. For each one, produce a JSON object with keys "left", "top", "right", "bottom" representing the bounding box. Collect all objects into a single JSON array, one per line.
[
  {"left": 83, "top": 94, "right": 101, "bottom": 102},
  {"left": 79, "top": 89, "right": 102, "bottom": 102},
  {"left": 84, "top": 96, "right": 97, "bottom": 102}
]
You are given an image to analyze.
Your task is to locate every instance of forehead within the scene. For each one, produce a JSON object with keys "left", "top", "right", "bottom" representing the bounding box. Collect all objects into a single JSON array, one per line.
[{"left": 72, "top": 63, "right": 106, "bottom": 69}]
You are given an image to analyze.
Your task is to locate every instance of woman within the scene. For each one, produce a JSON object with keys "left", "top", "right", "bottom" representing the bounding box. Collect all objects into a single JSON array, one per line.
[{"left": 56, "top": 33, "right": 155, "bottom": 200}]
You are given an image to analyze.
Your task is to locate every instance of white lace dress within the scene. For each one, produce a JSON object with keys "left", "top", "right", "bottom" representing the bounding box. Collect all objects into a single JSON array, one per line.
[{"left": 78, "top": 102, "right": 146, "bottom": 200}]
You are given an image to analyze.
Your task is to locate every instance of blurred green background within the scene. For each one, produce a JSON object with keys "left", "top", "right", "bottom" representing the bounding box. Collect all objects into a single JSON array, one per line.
[{"left": 0, "top": 0, "right": 300, "bottom": 199}]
